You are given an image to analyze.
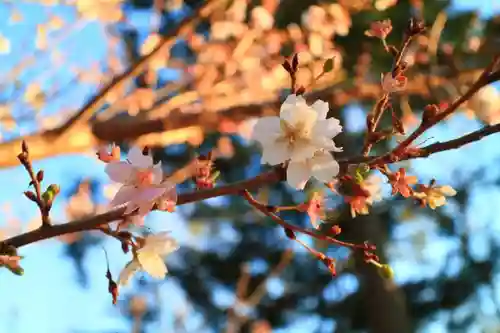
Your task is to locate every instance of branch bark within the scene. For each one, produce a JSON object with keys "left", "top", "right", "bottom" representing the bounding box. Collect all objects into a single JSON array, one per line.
[{"left": 0, "top": 68, "right": 485, "bottom": 168}]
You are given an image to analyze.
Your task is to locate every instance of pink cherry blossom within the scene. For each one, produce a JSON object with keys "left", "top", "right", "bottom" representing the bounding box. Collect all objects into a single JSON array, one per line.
[{"left": 105, "top": 147, "right": 177, "bottom": 218}]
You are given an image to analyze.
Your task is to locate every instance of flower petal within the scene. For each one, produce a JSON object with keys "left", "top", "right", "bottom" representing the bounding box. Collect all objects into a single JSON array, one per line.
[
  {"left": 118, "top": 260, "right": 141, "bottom": 286},
  {"left": 128, "top": 146, "right": 153, "bottom": 168},
  {"left": 310, "top": 151, "right": 340, "bottom": 183},
  {"left": 261, "top": 140, "right": 290, "bottom": 165},
  {"left": 311, "top": 100, "right": 329, "bottom": 119},
  {"left": 281, "top": 105, "right": 318, "bottom": 130},
  {"left": 289, "top": 141, "right": 317, "bottom": 162},
  {"left": 152, "top": 163, "right": 163, "bottom": 185},
  {"left": 105, "top": 162, "right": 135, "bottom": 184},
  {"left": 136, "top": 186, "right": 168, "bottom": 203},
  {"left": 110, "top": 185, "right": 139, "bottom": 207},
  {"left": 142, "top": 232, "right": 179, "bottom": 254},
  {"left": 312, "top": 117, "right": 343, "bottom": 139},
  {"left": 137, "top": 253, "right": 167, "bottom": 279},
  {"left": 287, "top": 161, "right": 312, "bottom": 190},
  {"left": 251, "top": 117, "right": 282, "bottom": 145},
  {"left": 280, "top": 94, "right": 306, "bottom": 114},
  {"left": 439, "top": 185, "right": 456, "bottom": 196}
]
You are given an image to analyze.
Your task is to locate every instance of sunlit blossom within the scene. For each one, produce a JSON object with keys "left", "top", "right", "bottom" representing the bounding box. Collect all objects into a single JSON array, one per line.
[
  {"left": 251, "top": 94, "right": 343, "bottom": 166},
  {"left": 118, "top": 232, "right": 179, "bottom": 286},
  {"left": 105, "top": 147, "right": 177, "bottom": 217}
]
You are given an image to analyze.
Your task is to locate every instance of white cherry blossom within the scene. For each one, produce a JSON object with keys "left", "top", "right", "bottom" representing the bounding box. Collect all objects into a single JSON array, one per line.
[
  {"left": 118, "top": 231, "right": 179, "bottom": 286},
  {"left": 105, "top": 147, "right": 177, "bottom": 216},
  {"left": 251, "top": 94, "right": 343, "bottom": 166},
  {"left": 286, "top": 150, "right": 340, "bottom": 190}
]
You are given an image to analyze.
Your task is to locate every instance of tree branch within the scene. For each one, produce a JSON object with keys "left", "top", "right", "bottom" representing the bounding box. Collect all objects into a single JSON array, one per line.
[
  {"left": 5, "top": 115, "right": 500, "bottom": 249},
  {"left": 0, "top": 68, "right": 486, "bottom": 168},
  {"left": 3, "top": 166, "right": 284, "bottom": 248},
  {"left": 0, "top": 0, "right": 228, "bottom": 168}
]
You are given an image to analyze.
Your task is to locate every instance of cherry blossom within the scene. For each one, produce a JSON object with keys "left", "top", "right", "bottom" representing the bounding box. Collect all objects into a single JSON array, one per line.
[
  {"left": 118, "top": 232, "right": 179, "bottom": 286},
  {"left": 251, "top": 94, "right": 343, "bottom": 166},
  {"left": 97, "top": 143, "right": 120, "bottom": 163},
  {"left": 365, "top": 20, "right": 393, "bottom": 40},
  {"left": 388, "top": 168, "right": 417, "bottom": 198},
  {"left": 105, "top": 147, "right": 177, "bottom": 217},
  {"left": 286, "top": 150, "right": 340, "bottom": 190},
  {"left": 297, "top": 192, "right": 325, "bottom": 229},
  {"left": 413, "top": 184, "right": 456, "bottom": 210}
]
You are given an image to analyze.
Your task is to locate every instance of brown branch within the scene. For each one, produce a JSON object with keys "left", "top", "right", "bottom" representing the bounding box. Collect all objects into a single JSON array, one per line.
[
  {"left": 405, "top": 123, "right": 500, "bottom": 159},
  {"left": 3, "top": 166, "right": 284, "bottom": 248},
  {"left": 0, "top": 67, "right": 486, "bottom": 168},
  {"left": 4, "top": 116, "right": 500, "bottom": 249},
  {"left": 58, "top": 0, "right": 228, "bottom": 132},
  {"left": 0, "top": 0, "right": 228, "bottom": 168}
]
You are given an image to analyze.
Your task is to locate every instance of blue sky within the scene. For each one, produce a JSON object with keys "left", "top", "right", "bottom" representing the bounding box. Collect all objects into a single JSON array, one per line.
[{"left": 0, "top": 1, "right": 499, "bottom": 333}]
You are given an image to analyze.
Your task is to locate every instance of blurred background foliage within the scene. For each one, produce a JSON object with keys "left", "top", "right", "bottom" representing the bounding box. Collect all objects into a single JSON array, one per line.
[{"left": 1, "top": 0, "right": 500, "bottom": 332}]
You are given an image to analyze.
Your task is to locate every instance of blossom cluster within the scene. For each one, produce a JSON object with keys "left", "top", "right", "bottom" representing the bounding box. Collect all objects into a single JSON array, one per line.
[{"left": 5, "top": 5, "right": 499, "bottom": 312}]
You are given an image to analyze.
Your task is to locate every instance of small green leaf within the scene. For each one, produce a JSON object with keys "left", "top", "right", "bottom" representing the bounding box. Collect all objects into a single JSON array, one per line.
[
  {"left": 323, "top": 57, "right": 335, "bottom": 73},
  {"left": 6, "top": 265, "right": 24, "bottom": 276}
]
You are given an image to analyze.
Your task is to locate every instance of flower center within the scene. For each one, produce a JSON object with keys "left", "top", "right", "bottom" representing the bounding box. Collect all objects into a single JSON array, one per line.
[
  {"left": 136, "top": 169, "right": 155, "bottom": 186},
  {"left": 279, "top": 119, "right": 310, "bottom": 146}
]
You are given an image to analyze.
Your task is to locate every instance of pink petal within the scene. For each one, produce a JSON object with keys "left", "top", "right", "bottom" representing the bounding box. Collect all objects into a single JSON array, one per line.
[
  {"left": 152, "top": 163, "right": 163, "bottom": 184},
  {"left": 110, "top": 185, "right": 138, "bottom": 207},
  {"left": 105, "top": 162, "right": 134, "bottom": 183},
  {"left": 128, "top": 146, "right": 153, "bottom": 168}
]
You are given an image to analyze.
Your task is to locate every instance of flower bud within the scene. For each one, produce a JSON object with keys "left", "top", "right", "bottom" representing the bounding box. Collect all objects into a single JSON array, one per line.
[
  {"left": 406, "top": 17, "right": 426, "bottom": 36},
  {"left": 36, "top": 170, "right": 44, "bottom": 182},
  {"left": 24, "top": 191, "right": 37, "bottom": 202},
  {"left": 378, "top": 264, "right": 394, "bottom": 280},
  {"left": 284, "top": 228, "right": 296, "bottom": 240}
]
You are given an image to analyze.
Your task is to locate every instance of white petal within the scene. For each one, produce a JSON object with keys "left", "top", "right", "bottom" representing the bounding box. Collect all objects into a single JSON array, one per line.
[
  {"left": 128, "top": 146, "right": 153, "bottom": 168},
  {"left": 118, "top": 260, "right": 141, "bottom": 286},
  {"left": 289, "top": 141, "right": 317, "bottom": 162},
  {"left": 143, "top": 232, "right": 179, "bottom": 254},
  {"left": 281, "top": 104, "right": 318, "bottom": 129},
  {"left": 310, "top": 152, "right": 340, "bottom": 183},
  {"left": 110, "top": 186, "right": 139, "bottom": 207},
  {"left": 313, "top": 118, "right": 343, "bottom": 138},
  {"left": 311, "top": 100, "right": 329, "bottom": 119},
  {"left": 261, "top": 141, "right": 290, "bottom": 165},
  {"left": 105, "top": 162, "right": 134, "bottom": 184},
  {"left": 137, "top": 253, "right": 168, "bottom": 279},
  {"left": 251, "top": 117, "right": 282, "bottom": 144},
  {"left": 152, "top": 163, "right": 163, "bottom": 184},
  {"left": 287, "top": 161, "right": 312, "bottom": 190},
  {"left": 280, "top": 94, "right": 304, "bottom": 113},
  {"left": 439, "top": 185, "right": 456, "bottom": 196}
]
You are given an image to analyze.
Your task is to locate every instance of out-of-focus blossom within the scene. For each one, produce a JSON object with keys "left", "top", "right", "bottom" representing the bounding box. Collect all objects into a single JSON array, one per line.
[
  {"left": 381, "top": 72, "right": 408, "bottom": 93},
  {"left": 251, "top": 6, "right": 274, "bottom": 31},
  {"left": 118, "top": 232, "right": 179, "bottom": 285},
  {"left": 468, "top": 85, "right": 500, "bottom": 125},
  {"left": 302, "top": 5, "right": 327, "bottom": 33},
  {"left": 297, "top": 192, "right": 326, "bottom": 229},
  {"left": 375, "top": 0, "right": 398, "bottom": 11},
  {"left": 365, "top": 20, "right": 393, "bottom": 40},
  {"left": 327, "top": 4, "right": 352, "bottom": 36},
  {"left": 414, "top": 184, "right": 456, "bottom": 210}
]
